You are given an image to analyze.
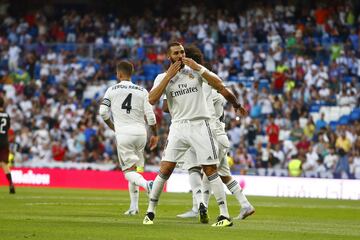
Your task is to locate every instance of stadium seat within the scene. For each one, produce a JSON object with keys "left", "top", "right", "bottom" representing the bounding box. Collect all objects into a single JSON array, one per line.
[
  {"left": 338, "top": 115, "right": 350, "bottom": 125},
  {"left": 309, "top": 104, "right": 321, "bottom": 113},
  {"left": 350, "top": 111, "right": 360, "bottom": 121},
  {"left": 343, "top": 76, "right": 352, "bottom": 83},
  {"left": 329, "top": 121, "right": 339, "bottom": 131}
]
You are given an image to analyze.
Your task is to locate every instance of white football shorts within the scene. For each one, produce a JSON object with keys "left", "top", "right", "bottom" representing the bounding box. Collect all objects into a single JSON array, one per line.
[{"left": 116, "top": 133, "right": 146, "bottom": 171}]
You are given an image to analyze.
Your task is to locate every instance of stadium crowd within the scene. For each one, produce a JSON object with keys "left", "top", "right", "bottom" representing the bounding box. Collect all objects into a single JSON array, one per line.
[{"left": 0, "top": 0, "right": 360, "bottom": 178}]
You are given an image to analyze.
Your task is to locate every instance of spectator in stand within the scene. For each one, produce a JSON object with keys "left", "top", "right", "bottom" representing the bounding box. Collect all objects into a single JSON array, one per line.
[
  {"left": 266, "top": 115, "right": 280, "bottom": 146},
  {"left": 335, "top": 131, "right": 352, "bottom": 153},
  {"left": 315, "top": 113, "right": 327, "bottom": 132}
]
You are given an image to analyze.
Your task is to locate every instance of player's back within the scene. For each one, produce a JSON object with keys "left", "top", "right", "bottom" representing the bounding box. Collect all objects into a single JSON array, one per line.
[
  {"left": 0, "top": 112, "right": 10, "bottom": 147},
  {"left": 105, "top": 81, "right": 150, "bottom": 135}
]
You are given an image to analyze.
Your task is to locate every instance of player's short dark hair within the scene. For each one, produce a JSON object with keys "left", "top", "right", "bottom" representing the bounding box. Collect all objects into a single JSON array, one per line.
[
  {"left": 116, "top": 60, "right": 134, "bottom": 76},
  {"left": 167, "top": 41, "right": 182, "bottom": 54},
  {"left": 185, "top": 45, "right": 213, "bottom": 71},
  {"left": 185, "top": 45, "right": 204, "bottom": 65}
]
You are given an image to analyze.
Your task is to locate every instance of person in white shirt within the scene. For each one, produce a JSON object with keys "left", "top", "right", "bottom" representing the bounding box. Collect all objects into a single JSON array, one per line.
[
  {"left": 8, "top": 43, "right": 21, "bottom": 72},
  {"left": 99, "top": 60, "right": 159, "bottom": 216},
  {"left": 143, "top": 42, "right": 247, "bottom": 227}
]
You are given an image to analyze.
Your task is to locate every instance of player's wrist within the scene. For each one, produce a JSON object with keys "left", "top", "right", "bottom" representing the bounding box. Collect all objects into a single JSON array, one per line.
[
  {"left": 197, "top": 66, "right": 206, "bottom": 75},
  {"left": 233, "top": 102, "right": 241, "bottom": 109}
]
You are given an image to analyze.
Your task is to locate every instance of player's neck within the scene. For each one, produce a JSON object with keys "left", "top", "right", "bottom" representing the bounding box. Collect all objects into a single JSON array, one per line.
[{"left": 119, "top": 78, "right": 130, "bottom": 82}]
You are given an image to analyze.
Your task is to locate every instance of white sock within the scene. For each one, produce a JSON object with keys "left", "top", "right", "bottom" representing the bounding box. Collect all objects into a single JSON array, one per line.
[
  {"left": 226, "top": 178, "right": 250, "bottom": 208},
  {"left": 188, "top": 168, "right": 203, "bottom": 210},
  {"left": 125, "top": 171, "right": 148, "bottom": 190},
  {"left": 128, "top": 182, "right": 139, "bottom": 210},
  {"left": 207, "top": 172, "right": 229, "bottom": 218},
  {"left": 147, "top": 173, "right": 168, "bottom": 213},
  {"left": 191, "top": 192, "right": 198, "bottom": 212},
  {"left": 202, "top": 176, "right": 211, "bottom": 207}
]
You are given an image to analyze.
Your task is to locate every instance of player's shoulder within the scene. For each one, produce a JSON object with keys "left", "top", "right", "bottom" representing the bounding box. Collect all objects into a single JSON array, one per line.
[
  {"left": 0, "top": 112, "right": 9, "bottom": 118},
  {"left": 154, "top": 72, "right": 167, "bottom": 81}
]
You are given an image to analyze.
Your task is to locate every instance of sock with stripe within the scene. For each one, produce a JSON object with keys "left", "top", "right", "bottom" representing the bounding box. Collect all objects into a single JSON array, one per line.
[
  {"left": 226, "top": 177, "right": 250, "bottom": 208},
  {"left": 202, "top": 175, "right": 211, "bottom": 207},
  {"left": 207, "top": 172, "right": 229, "bottom": 218},
  {"left": 128, "top": 182, "right": 139, "bottom": 210},
  {"left": 146, "top": 173, "right": 168, "bottom": 213},
  {"left": 188, "top": 168, "right": 203, "bottom": 210}
]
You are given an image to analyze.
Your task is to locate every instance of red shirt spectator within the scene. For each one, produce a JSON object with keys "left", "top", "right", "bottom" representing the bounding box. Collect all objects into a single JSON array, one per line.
[
  {"left": 315, "top": 8, "right": 329, "bottom": 25},
  {"left": 52, "top": 142, "right": 66, "bottom": 161},
  {"left": 266, "top": 118, "right": 280, "bottom": 145}
]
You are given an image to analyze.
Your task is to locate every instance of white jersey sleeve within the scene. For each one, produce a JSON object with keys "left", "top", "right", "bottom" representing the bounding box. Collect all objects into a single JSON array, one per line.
[
  {"left": 212, "top": 90, "right": 226, "bottom": 119},
  {"left": 99, "top": 88, "right": 112, "bottom": 120},
  {"left": 143, "top": 90, "right": 156, "bottom": 126}
]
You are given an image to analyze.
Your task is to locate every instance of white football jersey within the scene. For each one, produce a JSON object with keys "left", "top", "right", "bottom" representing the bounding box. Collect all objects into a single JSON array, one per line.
[
  {"left": 202, "top": 80, "right": 225, "bottom": 121},
  {"left": 212, "top": 90, "right": 226, "bottom": 120},
  {"left": 100, "top": 81, "right": 156, "bottom": 135},
  {"left": 153, "top": 66, "right": 210, "bottom": 121}
]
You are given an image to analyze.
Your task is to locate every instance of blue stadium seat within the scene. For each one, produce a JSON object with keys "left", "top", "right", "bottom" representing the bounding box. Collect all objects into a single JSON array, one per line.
[
  {"left": 343, "top": 76, "right": 352, "bottom": 83},
  {"left": 229, "top": 76, "right": 238, "bottom": 82},
  {"left": 339, "top": 115, "right": 350, "bottom": 125},
  {"left": 350, "top": 111, "right": 360, "bottom": 121},
  {"left": 329, "top": 121, "right": 339, "bottom": 131},
  {"left": 309, "top": 104, "right": 321, "bottom": 113},
  {"left": 82, "top": 99, "right": 92, "bottom": 109}
]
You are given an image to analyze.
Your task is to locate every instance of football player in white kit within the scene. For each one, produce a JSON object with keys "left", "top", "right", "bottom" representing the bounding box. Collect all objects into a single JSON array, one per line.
[
  {"left": 175, "top": 46, "right": 255, "bottom": 220},
  {"left": 99, "top": 60, "right": 159, "bottom": 216},
  {"left": 143, "top": 42, "right": 247, "bottom": 227}
]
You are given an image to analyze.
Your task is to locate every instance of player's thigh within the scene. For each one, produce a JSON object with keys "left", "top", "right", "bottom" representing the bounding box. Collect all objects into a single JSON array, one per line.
[
  {"left": 0, "top": 148, "right": 9, "bottom": 164},
  {"left": 188, "top": 120, "right": 218, "bottom": 166},
  {"left": 218, "top": 156, "right": 231, "bottom": 176},
  {"left": 116, "top": 134, "right": 145, "bottom": 170},
  {"left": 162, "top": 124, "right": 189, "bottom": 163},
  {"left": 179, "top": 148, "right": 199, "bottom": 170}
]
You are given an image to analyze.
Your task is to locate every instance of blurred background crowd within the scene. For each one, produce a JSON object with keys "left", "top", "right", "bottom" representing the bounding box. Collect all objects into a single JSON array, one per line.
[{"left": 1, "top": 0, "right": 360, "bottom": 178}]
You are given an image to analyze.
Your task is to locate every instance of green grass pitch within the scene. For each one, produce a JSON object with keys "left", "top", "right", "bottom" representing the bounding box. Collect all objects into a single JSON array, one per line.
[{"left": 0, "top": 187, "right": 359, "bottom": 240}]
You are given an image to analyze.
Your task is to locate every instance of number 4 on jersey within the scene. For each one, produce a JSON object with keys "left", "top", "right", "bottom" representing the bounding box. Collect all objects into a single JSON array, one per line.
[{"left": 122, "top": 93, "right": 132, "bottom": 114}]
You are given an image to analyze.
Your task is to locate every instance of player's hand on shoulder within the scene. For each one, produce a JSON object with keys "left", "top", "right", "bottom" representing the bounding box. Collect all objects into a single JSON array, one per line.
[
  {"left": 166, "top": 61, "right": 182, "bottom": 78},
  {"left": 182, "top": 58, "right": 201, "bottom": 71}
]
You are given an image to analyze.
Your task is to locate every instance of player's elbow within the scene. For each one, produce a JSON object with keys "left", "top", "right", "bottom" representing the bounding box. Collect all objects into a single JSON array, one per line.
[{"left": 148, "top": 95, "right": 157, "bottom": 105}]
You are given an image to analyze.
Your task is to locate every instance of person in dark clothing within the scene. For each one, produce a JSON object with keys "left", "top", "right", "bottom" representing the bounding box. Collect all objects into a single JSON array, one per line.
[{"left": 0, "top": 97, "right": 15, "bottom": 194}]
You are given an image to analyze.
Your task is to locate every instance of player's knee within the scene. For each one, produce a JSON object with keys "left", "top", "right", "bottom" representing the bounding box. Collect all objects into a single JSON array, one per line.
[
  {"left": 188, "top": 167, "right": 201, "bottom": 175},
  {"left": 202, "top": 164, "right": 217, "bottom": 176},
  {"left": 159, "top": 161, "right": 176, "bottom": 176},
  {"left": 220, "top": 175, "right": 232, "bottom": 184}
]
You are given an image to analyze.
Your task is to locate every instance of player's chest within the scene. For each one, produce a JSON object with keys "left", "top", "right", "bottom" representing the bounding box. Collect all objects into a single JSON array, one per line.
[{"left": 166, "top": 71, "right": 200, "bottom": 92}]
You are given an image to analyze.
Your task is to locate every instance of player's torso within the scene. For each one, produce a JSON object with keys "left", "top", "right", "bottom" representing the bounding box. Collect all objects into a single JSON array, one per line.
[
  {"left": 0, "top": 112, "right": 10, "bottom": 146},
  {"left": 109, "top": 82, "right": 146, "bottom": 134},
  {"left": 165, "top": 68, "right": 210, "bottom": 121}
]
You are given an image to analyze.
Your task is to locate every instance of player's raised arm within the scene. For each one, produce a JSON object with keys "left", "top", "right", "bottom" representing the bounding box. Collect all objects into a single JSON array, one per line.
[
  {"left": 148, "top": 61, "right": 182, "bottom": 105},
  {"left": 183, "top": 57, "right": 247, "bottom": 117}
]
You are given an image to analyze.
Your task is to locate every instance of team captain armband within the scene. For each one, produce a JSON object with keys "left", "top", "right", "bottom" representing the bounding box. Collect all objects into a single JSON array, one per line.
[{"left": 101, "top": 98, "right": 111, "bottom": 107}]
